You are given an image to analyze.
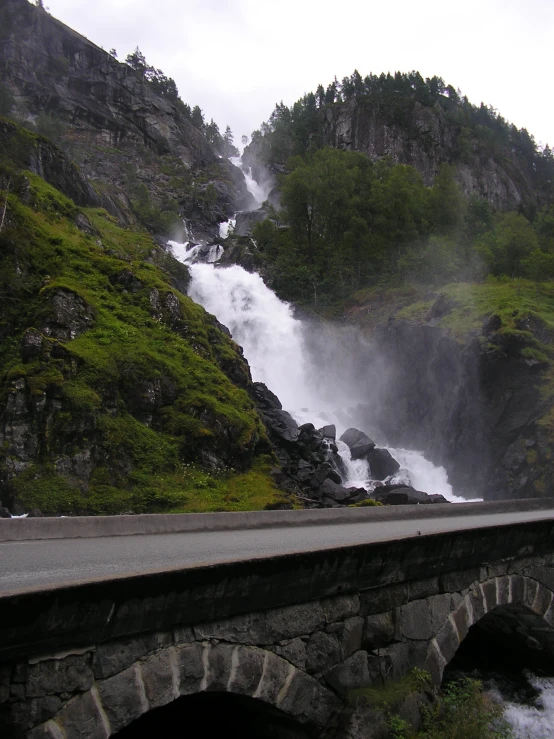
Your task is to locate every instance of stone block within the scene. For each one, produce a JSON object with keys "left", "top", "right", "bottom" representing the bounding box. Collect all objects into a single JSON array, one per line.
[
  {"left": 481, "top": 580, "right": 498, "bottom": 612},
  {"left": 400, "top": 594, "right": 452, "bottom": 641},
  {"left": 510, "top": 575, "right": 525, "bottom": 605},
  {"left": 321, "top": 594, "right": 360, "bottom": 623},
  {"left": 27, "top": 723, "right": 64, "bottom": 739},
  {"left": 466, "top": 587, "right": 486, "bottom": 622},
  {"left": 228, "top": 646, "right": 265, "bottom": 695},
  {"left": 55, "top": 690, "right": 109, "bottom": 739},
  {"left": 363, "top": 611, "right": 396, "bottom": 649},
  {"left": 205, "top": 644, "right": 234, "bottom": 692},
  {"left": 27, "top": 655, "right": 93, "bottom": 699},
  {"left": 531, "top": 584, "right": 553, "bottom": 616},
  {"left": 452, "top": 602, "right": 470, "bottom": 641},
  {"left": 424, "top": 642, "right": 446, "bottom": 686},
  {"left": 9, "top": 695, "right": 63, "bottom": 731},
  {"left": 279, "top": 670, "right": 341, "bottom": 728},
  {"left": 93, "top": 634, "right": 171, "bottom": 679},
  {"left": 360, "top": 584, "right": 409, "bottom": 616},
  {"left": 496, "top": 576, "right": 511, "bottom": 606},
  {"left": 0, "top": 665, "right": 11, "bottom": 704},
  {"left": 173, "top": 626, "right": 195, "bottom": 644},
  {"left": 193, "top": 612, "right": 267, "bottom": 645},
  {"left": 525, "top": 567, "right": 554, "bottom": 592},
  {"left": 175, "top": 643, "right": 204, "bottom": 696},
  {"left": 265, "top": 602, "right": 325, "bottom": 641},
  {"left": 524, "top": 578, "right": 539, "bottom": 610},
  {"left": 324, "top": 651, "right": 370, "bottom": 697},
  {"left": 97, "top": 666, "right": 144, "bottom": 733},
  {"left": 409, "top": 577, "right": 439, "bottom": 601},
  {"left": 306, "top": 631, "right": 341, "bottom": 674},
  {"left": 435, "top": 618, "right": 460, "bottom": 663},
  {"left": 440, "top": 568, "right": 480, "bottom": 594},
  {"left": 382, "top": 641, "right": 428, "bottom": 681},
  {"left": 254, "top": 652, "right": 293, "bottom": 705},
  {"left": 340, "top": 616, "right": 364, "bottom": 659},
  {"left": 274, "top": 638, "right": 306, "bottom": 669},
  {"left": 140, "top": 649, "right": 176, "bottom": 709}
]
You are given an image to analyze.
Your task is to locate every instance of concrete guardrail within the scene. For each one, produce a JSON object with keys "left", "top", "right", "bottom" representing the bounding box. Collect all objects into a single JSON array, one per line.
[{"left": 1, "top": 498, "right": 554, "bottom": 542}]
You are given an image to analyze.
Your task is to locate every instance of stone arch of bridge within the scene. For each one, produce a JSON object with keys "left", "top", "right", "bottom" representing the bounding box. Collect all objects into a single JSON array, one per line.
[
  {"left": 424, "top": 573, "right": 554, "bottom": 685},
  {"left": 30, "top": 643, "right": 341, "bottom": 739}
]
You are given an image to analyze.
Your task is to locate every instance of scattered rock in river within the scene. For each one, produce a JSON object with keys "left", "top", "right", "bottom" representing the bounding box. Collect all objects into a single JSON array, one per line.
[
  {"left": 339, "top": 428, "right": 376, "bottom": 459},
  {"left": 366, "top": 448, "right": 400, "bottom": 481}
]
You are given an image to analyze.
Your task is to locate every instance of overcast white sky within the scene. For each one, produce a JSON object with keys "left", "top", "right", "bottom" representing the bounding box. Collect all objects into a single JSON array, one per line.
[{"left": 45, "top": 0, "right": 553, "bottom": 148}]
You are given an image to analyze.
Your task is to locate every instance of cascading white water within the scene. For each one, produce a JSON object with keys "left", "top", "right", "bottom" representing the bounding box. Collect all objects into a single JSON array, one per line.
[
  {"left": 230, "top": 156, "right": 273, "bottom": 208},
  {"left": 174, "top": 257, "right": 470, "bottom": 502},
  {"left": 488, "top": 673, "right": 554, "bottom": 737}
]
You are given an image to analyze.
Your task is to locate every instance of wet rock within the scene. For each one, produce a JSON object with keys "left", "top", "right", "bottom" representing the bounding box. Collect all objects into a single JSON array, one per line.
[
  {"left": 234, "top": 209, "right": 268, "bottom": 236},
  {"left": 253, "top": 382, "right": 299, "bottom": 443},
  {"left": 340, "top": 428, "right": 376, "bottom": 459},
  {"left": 27, "top": 508, "right": 44, "bottom": 518},
  {"left": 43, "top": 289, "right": 95, "bottom": 341},
  {"left": 310, "top": 462, "right": 342, "bottom": 489},
  {"left": 482, "top": 314, "right": 502, "bottom": 335},
  {"left": 372, "top": 485, "right": 450, "bottom": 506},
  {"left": 74, "top": 212, "right": 98, "bottom": 236},
  {"left": 20, "top": 328, "right": 43, "bottom": 362},
  {"left": 319, "top": 479, "right": 354, "bottom": 503},
  {"left": 366, "top": 448, "right": 400, "bottom": 480},
  {"left": 319, "top": 424, "right": 336, "bottom": 440},
  {"left": 427, "top": 293, "right": 455, "bottom": 320},
  {"left": 0, "top": 507, "right": 12, "bottom": 518}
]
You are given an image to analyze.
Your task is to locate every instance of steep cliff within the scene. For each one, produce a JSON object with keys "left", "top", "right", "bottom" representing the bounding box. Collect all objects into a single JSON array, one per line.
[
  {"left": 0, "top": 118, "right": 288, "bottom": 515},
  {"left": 322, "top": 97, "right": 535, "bottom": 211},
  {"left": 244, "top": 74, "right": 552, "bottom": 212},
  {"left": 343, "top": 283, "right": 554, "bottom": 500},
  {"left": 0, "top": 0, "right": 252, "bottom": 239}
]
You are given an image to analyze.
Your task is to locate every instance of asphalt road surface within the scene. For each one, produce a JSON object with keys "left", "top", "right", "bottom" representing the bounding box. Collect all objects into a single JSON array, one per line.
[{"left": 1, "top": 508, "right": 553, "bottom": 597}]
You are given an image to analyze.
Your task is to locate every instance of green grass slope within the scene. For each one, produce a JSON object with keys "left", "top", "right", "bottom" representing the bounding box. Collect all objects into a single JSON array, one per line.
[{"left": 0, "top": 122, "right": 285, "bottom": 515}]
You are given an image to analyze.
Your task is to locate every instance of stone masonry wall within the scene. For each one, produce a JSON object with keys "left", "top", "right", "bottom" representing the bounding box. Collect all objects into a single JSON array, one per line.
[{"left": 2, "top": 555, "right": 554, "bottom": 738}]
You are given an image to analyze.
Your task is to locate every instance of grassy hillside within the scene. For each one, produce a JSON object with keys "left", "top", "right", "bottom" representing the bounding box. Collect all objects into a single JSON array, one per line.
[{"left": 0, "top": 121, "right": 285, "bottom": 515}]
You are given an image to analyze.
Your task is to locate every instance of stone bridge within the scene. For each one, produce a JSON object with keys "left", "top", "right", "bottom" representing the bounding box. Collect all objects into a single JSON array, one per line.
[{"left": 2, "top": 510, "right": 554, "bottom": 737}]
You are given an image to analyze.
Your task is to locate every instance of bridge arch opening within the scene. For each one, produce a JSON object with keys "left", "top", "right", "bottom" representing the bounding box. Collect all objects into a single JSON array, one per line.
[
  {"left": 111, "top": 691, "right": 313, "bottom": 739},
  {"left": 445, "top": 604, "right": 554, "bottom": 679}
]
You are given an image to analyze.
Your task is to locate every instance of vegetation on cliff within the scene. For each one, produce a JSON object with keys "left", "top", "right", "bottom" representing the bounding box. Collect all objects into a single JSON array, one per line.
[
  {"left": 246, "top": 70, "right": 553, "bottom": 205},
  {"left": 252, "top": 147, "right": 554, "bottom": 306},
  {"left": 0, "top": 119, "right": 285, "bottom": 515}
]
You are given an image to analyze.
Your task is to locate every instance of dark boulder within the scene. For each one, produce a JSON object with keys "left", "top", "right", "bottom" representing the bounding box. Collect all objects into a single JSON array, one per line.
[
  {"left": 0, "top": 507, "right": 12, "bottom": 518},
  {"left": 372, "top": 484, "right": 450, "bottom": 506},
  {"left": 234, "top": 209, "right": 268, "bottom": 236},
  {"left": 339, "top": 428, "right": 376, "bottom": 459},
  {"left": 319, "top": 424, "right": 336, "bottom": 440},
  {"left": 253, "top": 382, "right": 299, "bottom": 443},
  {"left": 427, "top": 293, "right": 455, "bottom": 320},
  {"left": 366, "top": 448, "right": 400, "bottom": 480},
  {"left": 310, "top": 462, "right": 342, "bottom": 490},
  {"left": 27, "top": 507, "right": 44, "bottom": 518},
  {"left": 318, "top": 479, "right": 355, "bottom": 503}
]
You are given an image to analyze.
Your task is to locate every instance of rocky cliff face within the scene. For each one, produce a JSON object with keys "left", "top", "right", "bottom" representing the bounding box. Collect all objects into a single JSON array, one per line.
[
  {"left": 345, "top": 288, "right": 554, "bottom": 501},
  {"left": 0, "top": 119, "right": 286, "bottom": 515},
  {"left": 0, "top": 0, "right": 252, "bottom": 238},
  {"left": 324, "top": 98, "right": 533, "bottom": 211}
]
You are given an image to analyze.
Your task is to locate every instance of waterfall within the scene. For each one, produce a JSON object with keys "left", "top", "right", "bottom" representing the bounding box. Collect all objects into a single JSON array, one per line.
[
  {"left": 168, "top": 159, "right": 476, "bottom": 503},
  {"left": 172, "top": 257, "right": 472, "bottom": 502}
]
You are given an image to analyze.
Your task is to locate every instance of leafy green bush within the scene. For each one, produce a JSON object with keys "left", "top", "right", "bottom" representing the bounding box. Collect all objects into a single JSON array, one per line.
[{"left": 419, "top": 678, "right": 511, "bottom": 739}]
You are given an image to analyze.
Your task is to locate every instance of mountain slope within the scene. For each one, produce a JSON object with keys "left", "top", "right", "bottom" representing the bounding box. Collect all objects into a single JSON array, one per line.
[
  {"left": 0, "top": 0, "right": 252, "bottom": 240},
  {"left": 0, "top": 118, "right": 285, "bottom": 515}
]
